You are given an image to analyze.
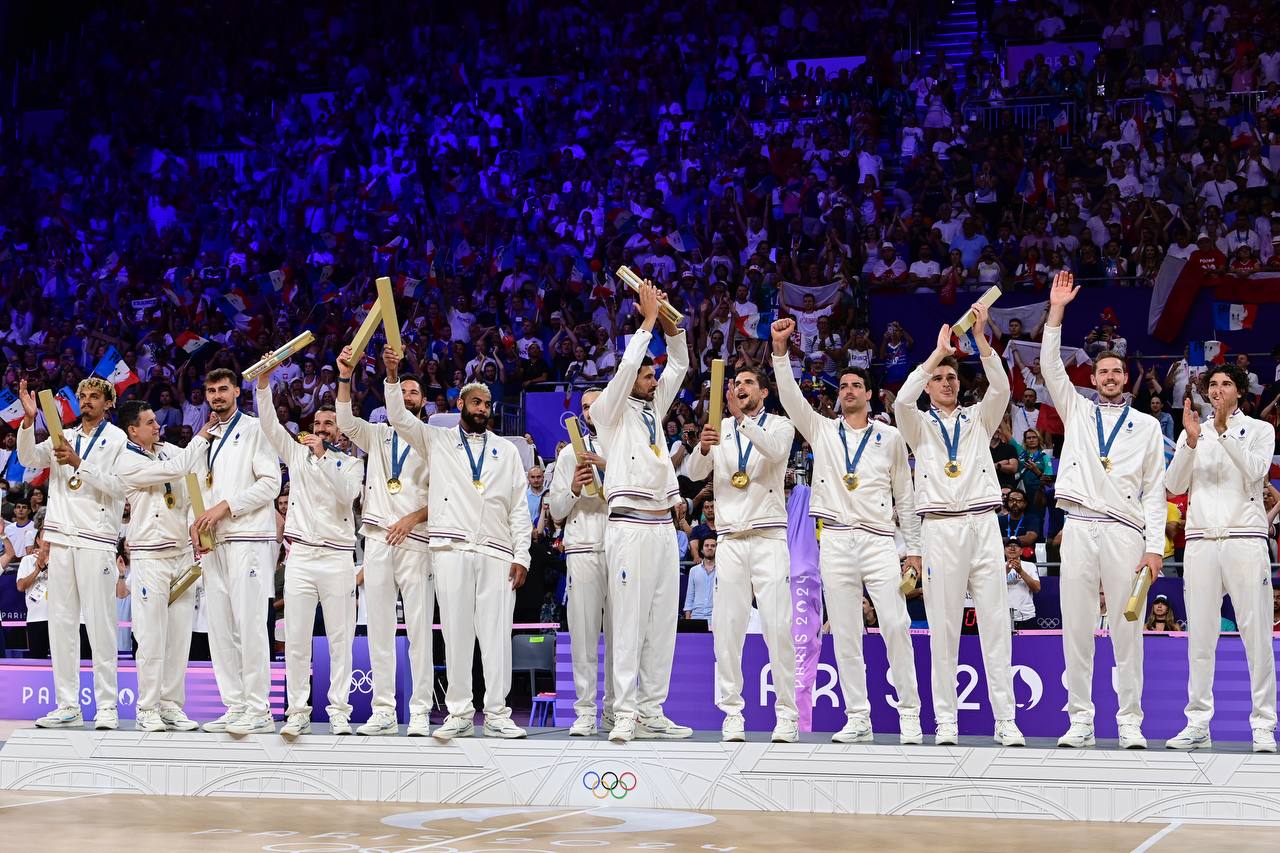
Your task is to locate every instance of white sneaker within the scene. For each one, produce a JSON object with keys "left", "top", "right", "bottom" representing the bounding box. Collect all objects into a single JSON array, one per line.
[
  {"left": 159, "top": 707, "right": 200, "bottom": 732},
  {"left": 280, "top": 713, "right": 311, "bottom": 737},
  {"left": 1252, "top": 729, "right": 1276, "bottom": 753},
  {"left": 995, "top": 720, "right": 1025, "bottom": 747},
  {"left": 201, "top": 710, "right": 243, "bottom": 733},
  {"left": 329, "top": 712, "right": 352, "bottom": 736},
  {"left": 483, "top": 716, "right": 527, "bottom": 739},
  {"left": 1117, "top": 723, "right": 1147, "bottom": 749},
  {"left": 432, "top": 714, "right": 475, "bottom": 741},
  {"left": 34, "top": 706, "right": 83, "bottom": 729},
  {"left": 721, "top": 714, "right": 746, "bottom": 742},
  {"left": 636, "top": 714, "right": 693, "bottom": 739},
  {"left": 608, "top": 716, "right": 635, "bottom": 743},
  {"left": 1057, "top": 722, "right": 1096, "bottom": 748},
  {"left": 832, "top": 716, "right": 873, "bottom": 744},
  {"left": 899, "top": 714, "right": 923, "bottom": 745},
  {"left": 569, "top": 713, "right": 598, "bottom": 737},
  {"left": 227, "top": 713, "right": 275, "bottom": 735},
  {"left": 935, "top": 722, "right": 959, "bottom": 745},
  {"left": 601, "top": 711, "right": 616, "bottom": 733},
  {"left": 771, "top": 718, "right": 799, "bottom": 744},
  {"left": 1165, "top": 725, "right": 1211, "bottom": 750},
  {"left": 407, "top": 713, "right": 431, "bottom": 737},
  {"left": 357, "top": 710, "right": 398, "bottom": 736},
  {"left": 94, "top": 707, "right": 119, "bottom": 731},
  {"left": 136, "top": 708, "right": 167, "bottom": 733}
]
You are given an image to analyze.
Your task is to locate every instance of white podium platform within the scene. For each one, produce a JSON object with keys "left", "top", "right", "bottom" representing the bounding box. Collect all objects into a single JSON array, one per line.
[{"left": 3, "top": 726, "right": 1280, "bottom": 825}]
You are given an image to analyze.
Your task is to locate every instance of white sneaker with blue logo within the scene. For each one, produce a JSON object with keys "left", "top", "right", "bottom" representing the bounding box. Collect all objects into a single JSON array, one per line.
[
  {"left": 201, "top": 710, "right": 243, "bottom": 733},
  {"left": 407, "top": 713, "right": 431, "bottom": 737},
  {"left": 35, "top": 706, "right": 83, "bottom": 729},
  {"left": 357, "top": 710, "right": 398, "bottom": 736},
  {"left": 93, "top": 706, "right": 119, "bottom": 731},
  {"left": 1252, "top": 728, "right": 1276, "bottom": 753},
  {"left": 1165, "top": 725, "right": 1211, "bottom": 750}
]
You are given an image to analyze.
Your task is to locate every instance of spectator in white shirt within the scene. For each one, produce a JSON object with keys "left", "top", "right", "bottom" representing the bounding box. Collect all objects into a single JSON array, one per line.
[
  {"left": 1004, "top": 538, "right": 1042, "bottom": 630},
  {"left": 908, "top": 245, "right": 942, "bottom": 292}
]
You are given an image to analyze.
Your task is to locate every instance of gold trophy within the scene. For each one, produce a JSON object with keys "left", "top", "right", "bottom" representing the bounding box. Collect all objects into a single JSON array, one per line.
[
  {"left": 1123, "top": 566, "right": 1153, "bottom": 622},
  {"left": 615, "top": 266, "right": 684, "bottom": 324},
  {"left": 952, "top": 286, "right": 1002, "bottom": 336},
  {"left": 186, "top": 473, "right": 214, "bottom": 552},
  {"left": 169, "top": 563, "right": 202, "bottom": 603},
  {"left": 374, "top": 277, "right": 403, "bottom": 357},
  {"left": 565, "top": 416, "right": 600, "bottom": 498},
  {"left": 37, "top": 389, "right": 67, "bottom": 447},
  {"left": 243, "top": 331, "right": 316, "bottom": 381}
]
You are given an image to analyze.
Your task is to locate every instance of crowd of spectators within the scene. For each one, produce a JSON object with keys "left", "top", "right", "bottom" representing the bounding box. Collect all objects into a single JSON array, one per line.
[{"left": 2, "top": 0, "right": 1280, "bottom": 647}]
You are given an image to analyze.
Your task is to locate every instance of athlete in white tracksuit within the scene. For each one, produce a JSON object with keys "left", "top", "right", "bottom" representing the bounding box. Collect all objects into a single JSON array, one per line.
[
  {"left": 546, "top": 389, "right": 615, "bottom": 737},
  {"left": 385, "top": 348, "right": 532, "bottom": 741},
  {"left": 257, "top": 376, "right": 364, "bottom": 737},
  {"left": 893, "top": 306, "right": 1024, "bottom": 746},
  {"left": 336, "top": 345, "right": 434, "bottom": 737},
  {"left": 18, "top": 377, "right": 126, "bottom": 729},
  {"left": 1166, "top": 368, "right": 1277, "bottom": 752},
  {"left": 114, "top": 401, "right": 214, "bottom": 731},
  {"left": 685, "top": 362, "right": 799, "bottom": 744},
  {"left": 192, "top": 368, "right": 283, "bottom": 734},
  {"left": 590, "top": 281, "right": 691, "bottom": 743},
  {"left": 1042, "top": 273, "right": 1165, "bottom": 750},
  {"left": 771, "top": 319, "right": 924, "bottom": 745}
]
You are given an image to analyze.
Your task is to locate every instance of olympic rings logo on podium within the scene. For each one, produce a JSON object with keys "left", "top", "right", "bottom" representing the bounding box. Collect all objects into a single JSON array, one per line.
[
  {"left": 583, "top": 769, "right": 637, "bottom": 799},
  {"left": 350, "top": 670, "right": 375, "bottom": 694}
]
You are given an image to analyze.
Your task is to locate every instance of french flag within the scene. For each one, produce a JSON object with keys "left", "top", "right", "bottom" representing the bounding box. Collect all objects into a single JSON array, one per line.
[
  {"left": 4, "top": 452, "right": 47, "bottom": 486},
  {"left": 0, "top": 388, "right": 24, "bottom": 428},
  {"left": 176, "top": 331, "right": 213, "bottom": 357},
  {"left": 54, "top": 387, "right": 80, "bottom": 424},
  {"left": 1212, "top": 302, "right": 1257, "bottom": 331},
  {"left": 734, "top": 311, "right": 776, "bottom": 340},
  {"left": 92, "top": 346, "right": 141, "bottom": 395}
]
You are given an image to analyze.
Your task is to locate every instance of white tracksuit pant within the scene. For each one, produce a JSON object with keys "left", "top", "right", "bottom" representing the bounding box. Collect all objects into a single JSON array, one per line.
[
  {"left": 363, "top": 538, "right": 435, "bottom": 717},
  {"left": 433, "top": 548, "right": 515, "bottom": 719},
  {"left": 284, "top": 543, "right": 356, "bottom": 717},
  {"left": 921, "top": 512, "right": 1015, "bottom": 725},
  {"left": 131, "top": 555, "right": 196, "bottom": 712},
  {"left": 205, "top": 540, "right": 276, "bottom": 716},
  {"left": 714, "top": 533, "right": 798, "bottom": 722},
  {"left": 606, "top": 517, "right": 679, "bottom": 720},
  {"left": 566, "top": 550, "right": 614, "bottom": 719},
  {"left": 48, "top": 543, "right": 118, "bottom": 711},
  {"left": 821, "top": 528, "right": 920, "bottom": 722},
  {"left": 1060, "top": 516, "right": 1146, "bottom": 727},
  {"left": 1184, "top": 537, "right": 1277, "bottom": 731}
]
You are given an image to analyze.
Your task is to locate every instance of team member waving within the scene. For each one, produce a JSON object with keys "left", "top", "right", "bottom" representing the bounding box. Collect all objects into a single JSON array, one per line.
[
  {"left": 892, "top": 302, "right": 1024, "bottom": 747},
  {"left": 771, "top": 318, "right": 923, "bottom": 745},
  {"left": 1043, "top": 272, "right": 1165, "bottom": 751}
]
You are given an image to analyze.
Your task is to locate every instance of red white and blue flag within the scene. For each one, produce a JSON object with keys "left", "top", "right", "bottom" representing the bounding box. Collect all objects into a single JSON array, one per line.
[{"left": 92, "top": 347, "right": 140, "bottom": 395}]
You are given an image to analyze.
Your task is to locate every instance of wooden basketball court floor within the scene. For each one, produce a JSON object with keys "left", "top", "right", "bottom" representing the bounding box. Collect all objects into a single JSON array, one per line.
[{"left": 0, "top": 787, "right": 1273, "bottom": 852}]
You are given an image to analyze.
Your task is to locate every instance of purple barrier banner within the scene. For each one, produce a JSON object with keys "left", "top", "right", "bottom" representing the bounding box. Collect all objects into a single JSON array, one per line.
[
  {"left": 0, "top": 659, "right": 287, "bottom": 720},
  {"left": 556, "top": 632, "right": 1277, "bottom": 741}
]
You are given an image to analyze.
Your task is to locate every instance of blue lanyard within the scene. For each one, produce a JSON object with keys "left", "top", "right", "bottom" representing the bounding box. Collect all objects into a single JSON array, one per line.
[
  {"left": 1004, "top": 514, "right": 1025, "bottom": 539},
  {"left": 928, "top": 409, "right": 962, "bottom": 464},
  {"left": 207, "top": 411, "right": 242, "bottom": 473},
  {"left": 1095, "top": 404, "right": 1130, "bottom": 459},
  {"left": 641, "top": 406, "right": 658, "bottom": 447},
  {"left": 734, "top": 412, "right": 767, "bottom": 474},
  {"left": 838, "top": 421, "right": 874, "bottom": 477},
  {"left": 74, "top": 419, "right": 110, "bottom": 465},
  {"left": 126, "top": 442, "right": 173, "bottom": 503},
  {"left": 390, "top": 432, "right": 411, "bottom": 481},
  {"left": 459, "top": 426, "right": 488, "bottom": 483}
]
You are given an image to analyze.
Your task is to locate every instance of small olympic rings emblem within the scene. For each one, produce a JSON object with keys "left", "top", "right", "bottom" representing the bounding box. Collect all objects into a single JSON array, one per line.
[{"left": 583, "top": 769, "right": 637, "bottom": 799}]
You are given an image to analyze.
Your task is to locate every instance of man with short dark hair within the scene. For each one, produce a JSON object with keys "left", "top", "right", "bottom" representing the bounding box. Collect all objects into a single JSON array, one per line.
[
  {"left": 1166, "top": 364, "right": 1277, "bottom": 752},
  {"left": 1044, "top": 272, "right": 1165, "bottom": 751},
  {"left": 114, "top": 399, "right": 215, "bottom": 731}
]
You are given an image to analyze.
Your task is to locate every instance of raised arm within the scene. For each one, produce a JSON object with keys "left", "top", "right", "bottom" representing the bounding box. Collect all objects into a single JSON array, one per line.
[
  {"left": 383, "top": 345, "right": 438, "bottom": 459},
  {"left": 974, "top": 303, "right": 1012, "bottom": 436},
  {"left": 335, "top": 344, "right": 375, "bottom": 452},
  {"left": 893, "top": 322, "right": 957, "bottom": 448},
  {"left": 1040, "top": 270, "right": 1081, "bottom": 418},
  {"left": 654, "top": 329, "right": 689, "bottom": 419},
  {"left": 769, "top": 319, "right": 824, "bottom": 441},
  {"left": 16, "top": 380, "right": 53, "bottom": 469},
  {"left": 255, "top": 378, "right": 303, "bottom": 468}
]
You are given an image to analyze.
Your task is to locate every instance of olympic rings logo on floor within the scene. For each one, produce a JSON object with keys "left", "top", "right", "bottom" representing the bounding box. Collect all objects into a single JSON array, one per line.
[{"left": 583, "top": 769, "right": 637, "bottom": 799}]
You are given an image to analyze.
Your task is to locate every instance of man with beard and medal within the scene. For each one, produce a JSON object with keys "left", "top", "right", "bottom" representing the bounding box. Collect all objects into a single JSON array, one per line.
[
  {"left": 686, "top": 362, "right": 799, "bottom": 744},
  {"left": 770, "top": 318, "right": 924, "bottom": 745},
  {"left": 336, "top": 345, "right": 434, "bottom": 737},
  {"left": 114, "top": 401, "right": 216, "bottom": 732},
  {"left": 892, "top": 302, "right": 1025, "bottom": 747},
  {"left": 18, "top": 377, "right": 127, "bottom": 729},
  {"left": 257, "top": 367, "right": 364, "bottom": 737},
  {"left": 547, "top": 389, "right": 614, "bottom": 737},
  {"left": 384, "top": 346, "right": 531, "bottom": 741},
  {"left": 190, "top": 368, "right": 282, "bottom": 735},
  {"left": 591, "top": 280, "right": 692, "bottom": 744},
  {"left": 1043, "top": 271, "right": 1165, "bottom": 751}
]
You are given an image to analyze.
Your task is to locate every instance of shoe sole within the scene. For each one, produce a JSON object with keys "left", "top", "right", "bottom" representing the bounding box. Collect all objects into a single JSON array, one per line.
[
  {"left": 608, "top": 734, "right": 633, "bottom": 744},
  {"left": 900, "top": 735, "right": 924, "bottom": 745},
  {"left": 569, "top": 729, "right": 598, "bottom": 737},
  {"left": 407, "top": 728, "right": 430, "bottom": 737},
  {"left": 138, "top": 723, "right": 168, "bottom": 733},
  {"left": 1119, "top": 740, "right": 1147, "bottom": 750},
  {"left": 281, "top": 728, "right": 311, "bottom": 738},
  {"left": 164, "top": 723, "right": 200, "bottom": 732},
  {"left": 228, "top": 726, "right": 275, "bottom": 736},
  {"left": 1253, "top": 745, "right": 1276, "bottom": 753},
  {"left": 1057, "top": 738, "right": 1096, "bottom": 748},
  {"left": 94, "top": 721, "right": 119, "bottom": 731},
  {"left": 935, "top": 737, "right": 958, "bottom": 745},
  {"left": 483, "top": 730, "right": 527, "bottom": 739},
  {"left": 356, "top": 726, "right": 399, "bottom": 736},
  {"left": 771, "top": 734, "right": 798, "bottom": 744},
  {"left": 635, "top": 729, "right": 693, "bottom": 740},
  {"left": 330, "top": 728, "right": 352, "bottom": 736},
  {"left": 722, "top": 732, "right": 746, "bottom": 742},
  {"left": 433, "top": 728, "right": 474, "bottom": 741},
  {"left": 35, "top": 719, "right": 83, "bottom": 729},
  {"left": 1166, "top": 741, "right": 1211, "bottom": 750},
  {"left": 998, "top": 739, "right": 1026, "bottom": 747}
]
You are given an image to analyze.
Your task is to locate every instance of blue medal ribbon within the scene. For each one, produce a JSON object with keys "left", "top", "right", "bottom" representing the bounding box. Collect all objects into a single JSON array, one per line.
[
  {"left": 390, "top": 432, "right": 411, "bottom": 482},
  {"left": 75, "top": 419, "right": 110, "bottom": 465},
  {"left": 206, "top": 411, "right": 242, "bottom": 475},
  {"left": 838, "top": 421, "right": 874, "bottom": 478},
  {"left": 1094, "top": 404, "right": 1130, "bottom": 467},
  {"left": 928, "top": 409, "right": 962, "bottom": 467},
  {"left": 459, "top": 426, "right": 488, "bottom": 485},
  {"left": 126, "top": 442, "right": 174, "bottom": 505},
  {"left": 734, "top": 412, "right": 767, "bottom": 476},
  {"left": 641, "top": 406, "right": 658, "bottom": 450}
]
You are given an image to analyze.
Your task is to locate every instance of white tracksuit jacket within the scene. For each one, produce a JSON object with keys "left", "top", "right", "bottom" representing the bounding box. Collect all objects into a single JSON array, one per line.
[
  {"left": 337, "top": 400, "right": 430, "bottom": 551},
  {"left": 193, "top": 410, "right": 282, "bottom": 545},
  {"left": 547, "top": 437, "right": 608, "bottom": 554},
  {"left": 115, "top": 438, "right": 209, "bottom": 556},
  {"left": 19, "top": 420, "right": 128, "bottom": 551},
  {"left": 683, "top": 410, "right": 794, "bottom": 536},
  {"left": 1166, "top": 409, "right": 1274, "bottom": 541}
]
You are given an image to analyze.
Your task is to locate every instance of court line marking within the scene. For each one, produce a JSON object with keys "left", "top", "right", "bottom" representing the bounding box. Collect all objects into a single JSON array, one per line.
[
  {"left": 0, "top": 791, "right": 108, "bottom": 810},
  {"left": 1129, "top": 819, "right": 1182, "bottom": 853},
  {"left": 400, "top": 807, "right": 597, "bottom": 851}
]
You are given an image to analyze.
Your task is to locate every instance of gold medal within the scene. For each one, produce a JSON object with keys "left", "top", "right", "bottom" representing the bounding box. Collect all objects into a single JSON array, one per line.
[
  {"left": 1099, "top": 456, "right": 1112, "bottom": 472},
  {"left": 205, "top": 472, "right": 214, "bottom": 487},
  {"left": 164, "top": 492, "right": 177, "bottom": 509},
  {"left": 68, "top": 476, "right": 82, "bottom": 491},
  {"left": 651, "top": 444, "right": 661, "bottom": 457},
  {"left": 730, "top": 471, "right": 749, "bottom": 489},
  {"left": 473, "top": 480, "right": 484, "bottom": 492},
  {"left": 944, "top": 461, "right": 962, "bottom": 478},
  {"left": 843, "top": 472, "right": 859, "bottom": 490},
  {"left": 387, "top": 477, "right": 403, "bottom": 494}
]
